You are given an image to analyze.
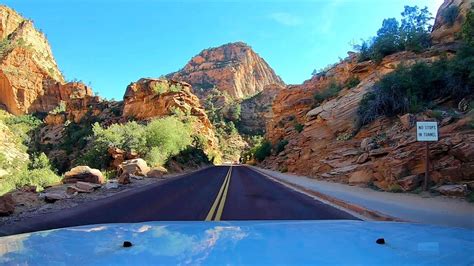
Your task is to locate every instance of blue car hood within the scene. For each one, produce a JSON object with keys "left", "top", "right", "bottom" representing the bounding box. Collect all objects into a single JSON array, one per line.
[{"left": 0, "top": 220, "right": 473, "bottom": 265}]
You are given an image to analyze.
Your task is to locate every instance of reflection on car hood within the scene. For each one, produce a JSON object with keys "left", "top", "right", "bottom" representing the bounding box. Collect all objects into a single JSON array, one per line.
[{"left": 0, "top": 220, "right": 473, "bottom": 265}]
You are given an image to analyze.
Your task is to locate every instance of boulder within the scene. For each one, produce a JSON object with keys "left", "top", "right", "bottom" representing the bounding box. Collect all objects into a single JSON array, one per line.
[
  {"left": 147, "top": 167, "right": 168, "bottom": 178},
  {"left": 63, "top": 166, "right": 105, "bottom": 184},
  {"left": 397, "top": 175, "right": 422, "bottom": 191},
  {"left": 0, "top": 193, "right": 15, "bottom": 216},
  {"left": 120, "top": 159, "right": 150, "bottom": 176},
  {"left": 118, "top": 173, "right": 131, "bottom": 185},
  {"left": 435, "top": 184, "right": 469, "bottom": 197}
]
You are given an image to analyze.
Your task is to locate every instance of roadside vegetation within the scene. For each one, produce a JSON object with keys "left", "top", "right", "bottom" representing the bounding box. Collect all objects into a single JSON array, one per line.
[
  {"left": 0, "top": 111, "right": 60, "bottom": 195},
  {"left": 358, "top": 8, "right": 474, "bottom": 126},
  {"left": 79, "top": 115, "right": 205, "bottom": 169}
]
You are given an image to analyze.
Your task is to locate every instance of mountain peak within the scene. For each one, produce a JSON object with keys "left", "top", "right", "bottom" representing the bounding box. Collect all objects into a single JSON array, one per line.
[{"left": 168, "top": 42, "right": 284, "bottom": 99}]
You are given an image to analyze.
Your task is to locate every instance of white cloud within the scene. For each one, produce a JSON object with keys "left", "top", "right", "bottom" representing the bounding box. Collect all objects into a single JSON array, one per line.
[{"left": 268, "top": 12, "right": 303, "bottom": 26}]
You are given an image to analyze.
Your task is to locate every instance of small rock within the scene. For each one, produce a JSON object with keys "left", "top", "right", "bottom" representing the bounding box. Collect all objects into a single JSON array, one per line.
[
  {"left": 147, "top": 167, "right": 168, "bottom": 178},
  {"left": 348, "top": 170, "right": 374, "bottom": 184},
  {"left": 435, "top": 185, "right": 469, "bottom": 197},
  {"left": 42, "top": 192, "right": 68, "bottom": 203},
  {"left": 76, "top": 181, "right": 101, "bottom": 191},
  {"left": 105, "top": 181, "right": 119, "bottom": 189},
  {"left": 360, "top": 138, "right": 373, "bottom": 151},
  {"left": 0, "top": 193, "right": 15, "bottom": 216},
  {"left": 131, "top": 175, "right": 144, "bottom": 180},
  {"left": 118, "top": 173, "right": 131, "bottom": 185}
]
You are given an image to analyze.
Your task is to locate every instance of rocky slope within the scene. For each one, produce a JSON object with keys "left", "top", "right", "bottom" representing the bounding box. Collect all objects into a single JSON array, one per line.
[
  {"left": 167, "top": 42, "right": 284, "bottom": 100},
  {"left": 261, "top": 0, "right": 474, "bottom": 194}
]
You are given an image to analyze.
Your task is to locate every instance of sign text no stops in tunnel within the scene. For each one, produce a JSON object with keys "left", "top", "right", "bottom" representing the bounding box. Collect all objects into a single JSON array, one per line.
[{"left": 416, "top": 121, "right": 438, "bottom": 142}]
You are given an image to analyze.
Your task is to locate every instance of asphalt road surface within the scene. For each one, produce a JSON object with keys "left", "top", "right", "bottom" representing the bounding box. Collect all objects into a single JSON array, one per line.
[{"left": 0, "top": 166, "right": 357, "bottom": 236}]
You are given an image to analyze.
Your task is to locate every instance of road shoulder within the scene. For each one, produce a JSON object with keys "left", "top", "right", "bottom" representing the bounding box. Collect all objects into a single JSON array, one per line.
[{"left": 249, "top": 166, "right": 474, "bottom": 229}]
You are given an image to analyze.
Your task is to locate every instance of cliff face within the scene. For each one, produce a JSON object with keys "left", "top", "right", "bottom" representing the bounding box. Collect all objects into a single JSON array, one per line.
[
  {"left": 167, "top": 42, "right": 284, "bottom": 100},
  {"left": 0, "top": 5, "right": 72, "bottom": 115},
  {"left": 262, "top": 0, "right": 473, "bottom": 191},
  {"left": 122, "top": 78, "right": 220, "bottom": 158},
  {"left": 431, "top": 0, "right": 473, "bottom": 45}
]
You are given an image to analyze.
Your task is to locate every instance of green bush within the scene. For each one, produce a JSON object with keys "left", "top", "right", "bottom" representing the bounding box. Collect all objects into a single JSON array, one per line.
[
  {"left": 345, "top": 76, "right": 360, "bottom": 89},
  {"left": 82, "top": 116, "right": 194, "bottom": 168},
  {"left": 49, "top": 101, "right": 66, "bottom": 114},
  {"left": 442, "top": 6, "right": 459, "bottom": 27},
  {"left": 314, "top": 82, "right": 342, "bottom": 103},
  {"left": 294, "top": 123, "right": 304, "bottom": 133},
  {"left": 358, "top": 49, "right": 474, "bottom": 126},
  {"left": 254, "top": 140, "right": 272, "bottom": 162},
  {"left": 151, "top": 82, "right": 168, "bottom": 94},
  {"left": 275, "top": 139, "right": 289, "bottom": 154},
  {"left": 462, "top": 9, "right": 474, "bottom": 46}
]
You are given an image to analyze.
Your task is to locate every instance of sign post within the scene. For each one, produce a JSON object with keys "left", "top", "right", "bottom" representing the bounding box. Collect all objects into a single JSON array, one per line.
[{"left": 416, "top": 121, "right": 439, "bottom": 191}]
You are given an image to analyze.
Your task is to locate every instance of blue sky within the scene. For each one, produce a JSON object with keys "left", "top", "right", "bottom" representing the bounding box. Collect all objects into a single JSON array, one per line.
[{"left": 4, "top": 0, "right": 443, "bottom": 100}]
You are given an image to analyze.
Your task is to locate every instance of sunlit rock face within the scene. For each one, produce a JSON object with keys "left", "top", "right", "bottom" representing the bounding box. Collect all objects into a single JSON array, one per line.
[
  {"left": 167, "top": 42, "right": 284, "bottom": 100},
  {"left": 431, "top": 0, "right": 473, "bottom": 45},
  {"left": 0, "top": 5, "right": 70, "bottom": 115}
]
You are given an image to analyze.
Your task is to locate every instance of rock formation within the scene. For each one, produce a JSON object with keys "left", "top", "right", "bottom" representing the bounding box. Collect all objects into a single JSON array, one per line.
[
  {"left": 167, "top": 42, "right": 284, "bottom": 100},
  {"left": 261, "top": 0, "right": 474, "bottom": 193},
  {"left": 0, "top": 5, "right": 75, "bottom": 114}
]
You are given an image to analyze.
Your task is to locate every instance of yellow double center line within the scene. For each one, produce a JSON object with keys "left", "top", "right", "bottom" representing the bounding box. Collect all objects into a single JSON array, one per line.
[{"left": 205, "top": 166, "right": 232, "bottom": 221}]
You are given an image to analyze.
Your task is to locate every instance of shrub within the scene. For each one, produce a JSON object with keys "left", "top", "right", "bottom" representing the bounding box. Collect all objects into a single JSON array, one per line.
[
  {"left": 294, "top": 123, "right": 304, "bottom": 133},
  {"left": 254, "top": 140, "right": 272, "bottom": 162},
  {"left": 151, "top": 82, "right": 168, "bottom": 94},
  {"left": 49, "top": 101, "right": 66, "bottom": 114},
  {"left": 462, "top": 9, "right": 474, "bottom": 46},
  {"left": 169, "top": 84, "right": 183, "bottom": 92},
  {"left": 345, "top": 76, "right": 360, "bottom": 89},
  {"left": 442, "top": 6, "right": 459, "bottom": 26},
  {"left": 314, "top": 82, "right": 342, "bottom": 102},
  {"left": 336, "top": 133, "right": 352, "bottom": 141},
  {"left": 358, "top": 48, "right": 474, "bottom": 126},
  {"left": 275, "top": 139, "right": 289, "bottom": 154},
  {"left": 82, "top": 116, "right": 194, "bottom": 168}
]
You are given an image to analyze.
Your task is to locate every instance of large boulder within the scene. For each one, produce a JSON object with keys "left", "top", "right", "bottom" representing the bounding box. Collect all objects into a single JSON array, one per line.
[
  {"left": 0, "top": 193, "right": 15, "bottom": 216},
  {"left": 63, "top": 166, "right": 105, "bottom": 184},
  {"left": 120, "top": 159, "right": 150, "bottom": 176},
  {"left": 431, "top": 0, "right": 473, "bottom": 45}
]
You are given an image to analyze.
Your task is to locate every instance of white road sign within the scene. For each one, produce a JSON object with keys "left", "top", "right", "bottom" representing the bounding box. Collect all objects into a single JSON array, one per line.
[{"left": 416, "top": 121, "right": 438, "bottom": 142}]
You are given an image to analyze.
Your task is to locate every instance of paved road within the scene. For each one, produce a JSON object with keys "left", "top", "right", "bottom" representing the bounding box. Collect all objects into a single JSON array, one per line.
[{"left": 0, "top": 166, "right": 357, "bottom": 236}]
